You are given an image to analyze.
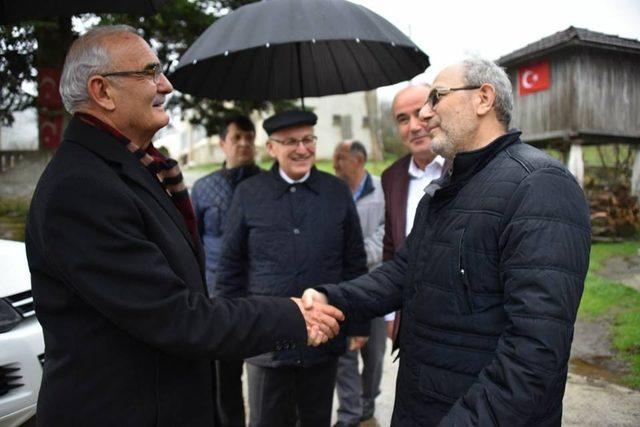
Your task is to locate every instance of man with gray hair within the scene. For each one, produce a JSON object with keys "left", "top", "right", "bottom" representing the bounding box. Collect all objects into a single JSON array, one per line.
[
  {"left": 303, "top": 58, "right": 590, "bottom": 425},
  {"left": 25, "top": 25, "right": 344, "bottom": 427}
]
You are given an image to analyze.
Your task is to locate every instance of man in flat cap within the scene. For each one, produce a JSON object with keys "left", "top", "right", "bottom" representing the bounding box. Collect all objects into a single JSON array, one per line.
[{"left": 217, "top": 110, "right": 369, "bottom": 427}]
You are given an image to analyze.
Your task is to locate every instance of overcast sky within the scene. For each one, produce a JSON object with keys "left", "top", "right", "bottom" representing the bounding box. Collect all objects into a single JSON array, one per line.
[{"left": 350, "top": 0, "right": 640, "bottom": 100}]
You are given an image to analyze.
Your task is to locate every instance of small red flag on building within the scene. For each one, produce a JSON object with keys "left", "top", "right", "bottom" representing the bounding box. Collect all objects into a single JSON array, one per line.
[
  {"left": 518, "top": 60, "right": 550, "bottom": 95},
  {"left": 39, "top": 114, "right": 63, "bottom": 149},
  {"left": 37, "top": 68, "right": 63, "bottom": 108}
]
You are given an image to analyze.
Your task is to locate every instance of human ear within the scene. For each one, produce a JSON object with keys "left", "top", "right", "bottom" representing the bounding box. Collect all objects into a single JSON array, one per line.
[
  {"left": 476, "top": 83, "right": 496, "bottom": 117},
  {"left": 87, "top": 76, "right": 116, "bottom": 111}
]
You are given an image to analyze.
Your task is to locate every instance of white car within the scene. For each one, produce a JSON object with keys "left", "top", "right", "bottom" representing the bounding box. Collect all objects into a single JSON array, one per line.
[{"left": 0, "top": 239, "right": 44, "bottom": 426}]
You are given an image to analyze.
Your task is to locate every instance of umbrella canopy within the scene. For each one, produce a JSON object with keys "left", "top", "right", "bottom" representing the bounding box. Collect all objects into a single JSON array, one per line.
[
  {"left": 0, "top": 0, "right": 170, "bottom": 24},
  {"left": 170, "top": 0, "right": 429, "bottom": 102}
]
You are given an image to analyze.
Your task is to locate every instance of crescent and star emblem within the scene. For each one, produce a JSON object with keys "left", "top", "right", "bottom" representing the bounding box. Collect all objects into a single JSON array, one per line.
[{"left": 521, "top": 70, "right": 540, "bottom": 89}]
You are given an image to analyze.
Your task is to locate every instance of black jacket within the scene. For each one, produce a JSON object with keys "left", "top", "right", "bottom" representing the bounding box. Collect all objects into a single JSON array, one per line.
[
  {"left": 25, "top": 117, "right": 307, "bottom": 427},
  {"left": 318, "top": 132, "right": 591, "bottom": 426},
  {"left": 217, "top": 164, "right": 368, "bottom": 367}
]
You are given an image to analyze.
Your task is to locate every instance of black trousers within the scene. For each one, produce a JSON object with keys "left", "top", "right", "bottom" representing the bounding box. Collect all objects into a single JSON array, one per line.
[
  {"left": 215, "top": 359, "right": 246, "bottom": 427},
  {"left": 247, "top": 358, "right": 338, "bottom": 427}
]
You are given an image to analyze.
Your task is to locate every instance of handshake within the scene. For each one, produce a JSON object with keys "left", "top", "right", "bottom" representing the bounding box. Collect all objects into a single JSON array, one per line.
[
  {"left": 291, "top": 289, "right": 341, "bottom": 347},
  {"left": 291, "top": 289, "right": 369, "bottom": 350}
]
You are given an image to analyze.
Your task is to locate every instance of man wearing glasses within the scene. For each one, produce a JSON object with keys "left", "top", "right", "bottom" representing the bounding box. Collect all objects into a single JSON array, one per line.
[
  {"left": 303, "top": 59, "right": 590, "bottom": 426},
  {"left": 25, "top": 26, "right": 345, "bottom": 427},
  {"left": 217, "top": 110, "right": 368, "bottom": 427}
]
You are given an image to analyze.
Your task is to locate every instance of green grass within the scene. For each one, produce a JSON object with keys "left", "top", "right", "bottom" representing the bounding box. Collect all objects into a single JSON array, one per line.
[
  {"left": 0, "top": 197, "right": 30, "bottom": 242},
  {"left": 579, "top": 241, "right": 640, "bottom": 388}
]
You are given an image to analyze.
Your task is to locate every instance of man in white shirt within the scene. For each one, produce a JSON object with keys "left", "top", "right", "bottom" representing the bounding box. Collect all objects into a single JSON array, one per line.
[{"left": 381, "top": 84, "right": 446, "bottom": 345}]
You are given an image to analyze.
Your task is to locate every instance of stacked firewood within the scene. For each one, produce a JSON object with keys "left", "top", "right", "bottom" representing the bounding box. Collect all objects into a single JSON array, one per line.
[{"left": 586, "top": 182, "right": 640, "bottom": 238}]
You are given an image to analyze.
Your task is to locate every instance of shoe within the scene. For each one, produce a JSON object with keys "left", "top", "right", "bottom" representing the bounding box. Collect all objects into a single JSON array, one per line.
[{"left": 360, "top": 401, "right": 375, "bottom": 421}]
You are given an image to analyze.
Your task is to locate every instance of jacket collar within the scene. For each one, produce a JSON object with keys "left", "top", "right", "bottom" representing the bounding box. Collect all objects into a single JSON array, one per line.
[
  {"left": 355, "top": 172, "right": 375, "bottom": 202},
  {"left": 63, "top": 116, "right": 203, "bottom": 266},
  {"left": 269, "top": 162, "right": 321, "bottom": 197},
  {"left": 433, "top": 130, "right": 522, "bottom": 201},
  {"left": 450, "top": 130, "right": 522, "bottom": 183},
  {"left": 221, "top": 162, "right": 262, "bottom": 187}
]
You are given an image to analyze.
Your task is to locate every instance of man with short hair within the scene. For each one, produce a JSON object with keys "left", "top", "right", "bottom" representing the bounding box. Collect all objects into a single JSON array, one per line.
[
  {"left": 25, "top": 26, "right": 343, "bottom": 427},
  {"left": 332, "top": 140, "right": 386, "bottom": 427},
  {"left": 192, "top": 115, "right": 260, "bottom": 426},
  {"left": 382, "top": 84, "right": 447, "bottom": 343},
  {"left": 304, "top": 58, "right": 591, "bottom": 425},
  {"left": 217, "top": 111, "right": 368, "bottom": 427}
]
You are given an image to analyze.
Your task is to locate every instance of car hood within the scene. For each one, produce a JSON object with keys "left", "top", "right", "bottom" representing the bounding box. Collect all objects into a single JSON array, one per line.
[{"left": 0, "top": 239, "right": 31, "bottom": 298}]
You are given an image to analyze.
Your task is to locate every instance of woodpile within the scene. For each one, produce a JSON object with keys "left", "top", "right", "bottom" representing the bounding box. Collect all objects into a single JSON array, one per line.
[{"left": 586, "top": 182, "right": 640, "bottom": 239}]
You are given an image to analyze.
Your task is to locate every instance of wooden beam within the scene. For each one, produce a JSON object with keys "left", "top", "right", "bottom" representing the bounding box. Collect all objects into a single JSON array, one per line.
[
  {"left": 567, "top": 142, "right": 584, "bottom": 187},
  {"left": 632, "top": 147, "right": 640, "bottom": 200}
]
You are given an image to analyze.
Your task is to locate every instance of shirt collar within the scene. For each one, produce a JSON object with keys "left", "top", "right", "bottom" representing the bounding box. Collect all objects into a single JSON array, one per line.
[
  {"left": 408, "top": 155, "right": 445, "bottom": 179},
  {"left": 279, "top": 168, "right": 310, "bottom": 184},
  {"left": 270, "top": 163, "right": 320, "bottom": 197}
]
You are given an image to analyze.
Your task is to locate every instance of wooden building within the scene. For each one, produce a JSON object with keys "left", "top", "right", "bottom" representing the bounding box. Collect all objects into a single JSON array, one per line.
[{"left": 497, "top": 26, "right": 640, "bottom": 188}]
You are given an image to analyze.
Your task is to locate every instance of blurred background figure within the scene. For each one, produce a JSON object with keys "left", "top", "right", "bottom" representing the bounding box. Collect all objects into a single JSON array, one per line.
[
  {"left": 333, "top": 140, "right": 386, "bottom": 426},
  {"left": 191, "top": 115, "right": 261, "bottom": 426}
]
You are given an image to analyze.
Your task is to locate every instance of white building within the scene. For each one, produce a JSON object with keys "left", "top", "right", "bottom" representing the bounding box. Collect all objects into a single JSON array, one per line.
[{"left": 157, "top": 90, "right": 382, "bottom": 165}]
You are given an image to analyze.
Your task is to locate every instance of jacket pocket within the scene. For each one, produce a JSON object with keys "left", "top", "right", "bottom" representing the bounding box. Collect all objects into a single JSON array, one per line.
[
  {"left": 452, "top": 228, "right": 474, "bottom": 314},
  {"left": 418, "top": 364, "right": 476, "bottom": 404}
]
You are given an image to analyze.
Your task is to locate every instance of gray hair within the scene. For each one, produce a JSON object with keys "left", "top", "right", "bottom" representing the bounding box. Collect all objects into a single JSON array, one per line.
[
  {"left": 461, "top": 58, "right": 513, "bottom": 128},
  {"left": 60, "top": 25, "right": 139, "bottom": 113}
]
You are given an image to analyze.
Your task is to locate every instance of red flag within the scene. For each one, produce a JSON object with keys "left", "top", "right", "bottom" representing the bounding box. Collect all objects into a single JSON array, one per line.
[
  {"left": 37, "top": 68, "right": 63, "bottom": 108},
  {"left": 40, "top": 114, "right": 63, "bottom": 149},
  {"left": 518, "top": 60, "right": 550, "bottom": 95}
]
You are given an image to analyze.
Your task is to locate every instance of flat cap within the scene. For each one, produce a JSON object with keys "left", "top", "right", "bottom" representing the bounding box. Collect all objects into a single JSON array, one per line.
[{"left": 263, "top": 110, "right": 317, "bottom": 135}]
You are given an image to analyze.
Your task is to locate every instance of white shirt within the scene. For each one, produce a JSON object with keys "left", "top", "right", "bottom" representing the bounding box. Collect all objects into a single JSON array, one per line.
[
  {"left": 279, "top": 168, "right": 310, "bottom": 184},
  {"left": 405, "top": 156, "right": 445, "bottom": 237}
]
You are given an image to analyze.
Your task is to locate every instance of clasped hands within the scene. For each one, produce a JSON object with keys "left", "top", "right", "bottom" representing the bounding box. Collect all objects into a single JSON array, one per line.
[{"left": 291, "top": 288, "right": 344, "bottom": 347}]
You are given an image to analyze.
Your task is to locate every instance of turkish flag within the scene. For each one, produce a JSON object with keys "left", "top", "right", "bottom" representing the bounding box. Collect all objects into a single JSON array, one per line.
[
  {"left": 40, "top": 114, "right": 63, "bottom": 149},
  {"left": 37, "top": 68, "right": 63, "bottom": 108},
  {"left": 518, "top": 60, "right": 550, "bottom": 95}
]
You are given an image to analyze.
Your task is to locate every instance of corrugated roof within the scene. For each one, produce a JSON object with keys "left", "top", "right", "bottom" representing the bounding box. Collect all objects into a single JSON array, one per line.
[{"left": 498, "top": 26, "right": 640, "bottom": 65}]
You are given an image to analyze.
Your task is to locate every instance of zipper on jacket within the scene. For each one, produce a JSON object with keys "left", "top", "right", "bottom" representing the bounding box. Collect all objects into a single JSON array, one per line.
[{"left": 458, "top": 229, "right": 473, "bottom": 313}]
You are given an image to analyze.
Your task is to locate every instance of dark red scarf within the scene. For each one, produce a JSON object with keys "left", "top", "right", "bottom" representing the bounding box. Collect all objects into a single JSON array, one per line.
[{"left": 76, "top": 113, "right": 198, "bottom": 246}]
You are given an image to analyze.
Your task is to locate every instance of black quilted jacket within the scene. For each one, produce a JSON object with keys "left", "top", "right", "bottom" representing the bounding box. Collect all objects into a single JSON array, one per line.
[
  {"left": 319, "top": 131, "right": 591, "bottom": 426},
  {"left": 217, "top": 164, "right": 368, "bottom": 367}
]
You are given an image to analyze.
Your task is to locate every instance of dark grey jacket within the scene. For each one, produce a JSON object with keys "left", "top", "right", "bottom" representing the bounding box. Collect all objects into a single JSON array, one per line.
[
  {"left": 318, "top": 132, "right": 591, "bottom": 426},
  {"left": 217, "top": 164, "right": 368, "bottom": 367}
]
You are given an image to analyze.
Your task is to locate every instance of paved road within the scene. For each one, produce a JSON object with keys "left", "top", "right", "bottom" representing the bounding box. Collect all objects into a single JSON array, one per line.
[{"left": 330, "top": 346, "right": 640, "bottom": 426}]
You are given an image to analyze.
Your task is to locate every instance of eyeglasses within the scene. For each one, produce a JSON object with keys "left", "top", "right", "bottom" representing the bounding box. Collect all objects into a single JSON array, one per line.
[
  {"left": 269, "top": 135, "right": 318, "bottom": 148},
  {"left": 425, "top": 85, "right": 481, "bottom": 108},
  {"left": 100, "top": 63, "right": 164, "bottom": 84}
]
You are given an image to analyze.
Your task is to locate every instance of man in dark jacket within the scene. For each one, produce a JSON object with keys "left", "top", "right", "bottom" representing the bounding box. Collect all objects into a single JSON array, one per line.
[
  {"left": 25, "top": 26, "right": 344, "bottom": 427},
  {"left": 303, "top": 58, "right": 591, "bottom": 426},
  {"left": 217, "top": 110, "right": 368, "bottom": 427},
  {"left": 192, "top": 115, "right": 261, "bottom": 426}
]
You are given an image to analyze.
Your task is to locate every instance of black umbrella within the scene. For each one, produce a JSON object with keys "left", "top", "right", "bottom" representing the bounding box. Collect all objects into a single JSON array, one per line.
[
  {"left": 0, "top": 0, "right": 170, "bottom": 24},
  {"left": 170, "top": 0, "right": 429, "bottom": 107}
]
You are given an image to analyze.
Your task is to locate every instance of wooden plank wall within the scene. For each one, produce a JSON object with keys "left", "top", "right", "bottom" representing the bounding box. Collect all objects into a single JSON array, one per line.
[
  {"left": 574, "top": 50, "right": 640, "bottom": 136},
  {"left": 505, "top": 48, "right": 640, "bottom": 139}
]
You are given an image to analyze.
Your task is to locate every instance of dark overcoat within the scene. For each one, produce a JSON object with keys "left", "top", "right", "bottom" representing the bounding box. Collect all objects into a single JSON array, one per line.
[{"left": 25, "top": 117, "right": 307, "bottom": 427}]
